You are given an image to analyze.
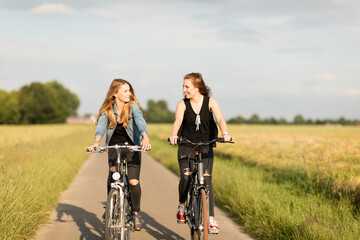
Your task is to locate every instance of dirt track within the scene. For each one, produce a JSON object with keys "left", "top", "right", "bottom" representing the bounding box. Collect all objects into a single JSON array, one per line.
[{"left": 34, "top": 152, "right": 253, "bottom": 240}]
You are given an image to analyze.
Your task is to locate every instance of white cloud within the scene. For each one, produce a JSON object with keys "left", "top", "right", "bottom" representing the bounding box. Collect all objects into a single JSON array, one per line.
[
  {"left": 313, "top": 72, "right": 354, "bottom": 83},
  {"left": 314, "top": 72, "right": 337, "bottom": 82},
  {"left": 343, "top": 87, "right": 360, "bottom": 97},
  {"left": 28, "top": 3, "right": 75, "bottom": 15}
]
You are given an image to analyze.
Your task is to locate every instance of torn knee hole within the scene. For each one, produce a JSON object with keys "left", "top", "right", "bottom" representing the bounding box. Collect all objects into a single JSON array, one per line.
[
  {"left": 204, "top": 170, "right": 211, "bottom": 176},
  {"left": 129, "top": 179, "right": 139, "bottom": 185},
  {"left": 183, "top": 168, "right": 192, "bottom": 176},
  {"left": 109, "top": 166, "right": 117, "bottom": 172}
]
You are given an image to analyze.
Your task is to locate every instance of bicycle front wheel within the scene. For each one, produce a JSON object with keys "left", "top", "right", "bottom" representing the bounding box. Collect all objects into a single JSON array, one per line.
[
  {"left": 120, "top": 192, "right": 131, "bottom": 239},
  {"left": 105, "top": 189, "right": 121, "bottom": 240},
  {"left": 196, "top": 188, "right": 208, "bottom": 240}
]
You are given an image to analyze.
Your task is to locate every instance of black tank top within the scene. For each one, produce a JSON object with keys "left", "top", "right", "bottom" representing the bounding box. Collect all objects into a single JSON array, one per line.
[
  {"left": 180, "top": 96, "right": 217, "bottom": 143},
  {"left": 109, "top": 123, "right": 134, "bottom": 145}
]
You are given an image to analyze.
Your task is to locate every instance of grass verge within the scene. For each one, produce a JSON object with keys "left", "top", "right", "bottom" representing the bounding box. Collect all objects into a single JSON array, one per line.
[
  {"left": 148, "top": 131, "right": 360, "bottom": 240},
  {"left": 0, "top": 124, "right": 94, "bottom": 240}
]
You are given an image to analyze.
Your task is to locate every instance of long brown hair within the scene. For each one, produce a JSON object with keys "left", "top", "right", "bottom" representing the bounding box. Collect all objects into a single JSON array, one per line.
[
  {"left": 183, "top": 72, "right": 211, "bottom": 96},
  {"left": 96, "top": 79, "right": 141, "bottom": 128}
]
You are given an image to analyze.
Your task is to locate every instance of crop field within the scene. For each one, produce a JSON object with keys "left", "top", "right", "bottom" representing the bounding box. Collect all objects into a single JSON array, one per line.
[
  {"left": 0, "top": 124, "right": 95, "bottom": 240},
  {"left": 148, "top": 124, "right": 360, "bottom": 240},
  {"left": 1, "top": 123, "right": 360, "bottom": 240}
]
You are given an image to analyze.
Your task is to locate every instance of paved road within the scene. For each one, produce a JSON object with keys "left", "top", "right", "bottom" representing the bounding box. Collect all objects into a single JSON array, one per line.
[{"left": 34, "top": 152, "right": 253, "bottom": 240}]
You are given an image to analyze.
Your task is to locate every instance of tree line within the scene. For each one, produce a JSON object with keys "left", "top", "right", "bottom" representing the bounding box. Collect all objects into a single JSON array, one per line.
[
  {"left": 1, "top": 82, "right": 357, "bottom": 126},
  {"left": 0, "top": 81, "right": 80, "bottom": 124},
  {"left": 228, "top": 113, "right": 360, "bottom": 126}
]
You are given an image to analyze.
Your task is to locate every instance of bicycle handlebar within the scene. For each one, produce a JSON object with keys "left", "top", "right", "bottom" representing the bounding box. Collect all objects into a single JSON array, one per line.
[
  {"left": 86, "top": 144, "right": 145, "bottom": 154},
  {"left": 168, "top": 136, "right": 234, "bottom": 145}
]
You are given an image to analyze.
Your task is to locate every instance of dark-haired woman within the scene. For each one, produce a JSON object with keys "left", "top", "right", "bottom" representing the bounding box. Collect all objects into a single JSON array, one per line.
[
  {"left": 169, "top": 72, "right": 232, "bottom": 234},
  {"left": 86, "top": 79, "right": 151, "bottom": 231}
]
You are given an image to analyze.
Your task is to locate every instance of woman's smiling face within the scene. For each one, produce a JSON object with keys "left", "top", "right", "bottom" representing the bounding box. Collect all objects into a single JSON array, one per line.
[
  {"left": 114, "top": 83, "right": 131, "bottom": 103},
  {"left": 183, "top": 79, "right": 198, "bottom": 99}
]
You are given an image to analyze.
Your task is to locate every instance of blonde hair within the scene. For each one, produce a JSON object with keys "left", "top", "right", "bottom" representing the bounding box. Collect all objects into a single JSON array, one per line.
[{"left": 96, "top": 79, "right": 141, "bottom": 128}]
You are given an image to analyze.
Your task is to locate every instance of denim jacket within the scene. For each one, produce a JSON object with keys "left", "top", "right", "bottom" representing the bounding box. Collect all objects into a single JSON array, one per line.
[{"left": 94, "top": 103, "right": 148, "bottom": 146}]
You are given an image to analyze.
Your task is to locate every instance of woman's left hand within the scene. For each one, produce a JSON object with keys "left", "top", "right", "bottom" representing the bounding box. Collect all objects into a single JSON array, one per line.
[
  {"left": 141, "top": 134, "right": 151, "bottom": 151},
  {"left": 223, "top": 134, "right": 232, "bottom": 142}
]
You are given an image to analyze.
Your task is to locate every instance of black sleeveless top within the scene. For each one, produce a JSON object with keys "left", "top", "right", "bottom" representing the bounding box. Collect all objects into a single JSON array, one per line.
[
  {"left": 109, "top": 123, "right": 134, "bottom": 145},
  {"left": 177, "top": 96, "right": 218, "bottom": 144}
]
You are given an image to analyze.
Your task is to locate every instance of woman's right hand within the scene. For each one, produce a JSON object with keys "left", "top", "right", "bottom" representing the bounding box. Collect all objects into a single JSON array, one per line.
[
  {"left": 86, "top": 142, "right": 100, "bottom": 152},
  {"left": 169, "top": 135, "right": 178, "bottom": 145}
]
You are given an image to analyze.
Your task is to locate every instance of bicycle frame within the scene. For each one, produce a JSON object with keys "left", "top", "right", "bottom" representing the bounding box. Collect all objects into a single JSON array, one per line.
[
  {"left": 171, "top": 137, "right": 234, "bottom": 240},
  {"left": 186, "top": 146, "right": 209, "bottom": 239},
  {"left": 87, "top": 144, "right": 143, "bottom": 240}
]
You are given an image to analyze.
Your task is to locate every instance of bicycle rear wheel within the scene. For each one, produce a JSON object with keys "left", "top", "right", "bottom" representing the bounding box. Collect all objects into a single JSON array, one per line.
[{"left": 105, "top": 189, "right": 121, "bottom": 240}]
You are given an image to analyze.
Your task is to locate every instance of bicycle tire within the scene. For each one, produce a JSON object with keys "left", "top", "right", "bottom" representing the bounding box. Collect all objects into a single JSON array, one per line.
[
  {"left": 197, "top": 188, "right": 208, "bottom": 240},
  {"left": 189, "top": 188, "right": 198, "bottom": 240},
  {"left": 120, "top": 192, "right": 131, "bottom": 239},
  {"left": 105, "top": 189, "right": 121, "bottom": 240}
]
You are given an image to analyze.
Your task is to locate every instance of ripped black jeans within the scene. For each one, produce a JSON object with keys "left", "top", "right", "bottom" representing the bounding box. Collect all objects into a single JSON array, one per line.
[
  {"left": 177, "top": 146, "right": 215, "bottom": 217},
  {"left": 108, "top": 149, "right": 142, "bottom": 212}
]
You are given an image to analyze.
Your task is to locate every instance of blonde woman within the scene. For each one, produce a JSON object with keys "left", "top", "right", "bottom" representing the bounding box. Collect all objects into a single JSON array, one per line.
[
  {"left": 169, "top": 72, "right": 231, "bottom": 234},
  {"left": 87, "top": 79, "right": 151, "bottom": 231}
]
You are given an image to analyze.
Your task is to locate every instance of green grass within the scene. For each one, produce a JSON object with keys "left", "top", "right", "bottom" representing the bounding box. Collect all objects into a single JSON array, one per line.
[
  {"left": 0, "top": 124, "right": 95, "bottom": 240},
  {"left": 147, "top": 124, "right": 360, "bottom": 240}
]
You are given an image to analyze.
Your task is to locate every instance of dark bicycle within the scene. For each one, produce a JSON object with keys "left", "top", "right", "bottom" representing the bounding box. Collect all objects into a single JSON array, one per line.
[
  {"left": 171, "top": 137, "right": 234, "bottom": 240},
  {"left": 88, "top": 144, "right": 144, "bottom": 240}
]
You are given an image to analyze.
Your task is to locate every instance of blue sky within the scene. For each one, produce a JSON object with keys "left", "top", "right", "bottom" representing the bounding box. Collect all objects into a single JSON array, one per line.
[{"left": 0, "top": 0, "right": 359, "bottom": 120}]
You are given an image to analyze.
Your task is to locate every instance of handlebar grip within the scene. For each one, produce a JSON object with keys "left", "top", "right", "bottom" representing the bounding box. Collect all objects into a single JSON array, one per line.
[{"left": 217, "top": 137, "right": 234, "bottom": 143}]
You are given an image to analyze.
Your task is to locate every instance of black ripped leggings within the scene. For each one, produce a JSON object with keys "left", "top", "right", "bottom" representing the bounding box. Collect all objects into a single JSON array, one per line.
[
  {"left": 178, "top": 146, "right": 215, "bottom": 217},
  {"left": 108, "top": 149, "right": 142, "bottom": 212}
]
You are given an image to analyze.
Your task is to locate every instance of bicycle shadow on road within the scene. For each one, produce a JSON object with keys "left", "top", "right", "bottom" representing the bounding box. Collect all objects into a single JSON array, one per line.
[
  {"left": 56, "top": 203, "right": 104, "bottom": 240},
  {"left": 140, "top": 211, "right": 185, "bottom": 240}
]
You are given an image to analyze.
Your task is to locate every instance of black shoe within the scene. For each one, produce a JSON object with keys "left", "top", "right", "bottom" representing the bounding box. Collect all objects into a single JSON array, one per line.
[{"left": 132, "top": 212, "right": 142, "bottom": 231}]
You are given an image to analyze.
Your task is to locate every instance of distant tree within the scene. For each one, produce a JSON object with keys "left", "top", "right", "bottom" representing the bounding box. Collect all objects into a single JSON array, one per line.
[
  {"left": 337, "top": 116, "right": 346, "bottom": 125},
  {"left": 306, "top": 118, "right": 314, "bottom": 125},
  {"left": 278, "top": 118, "right": 287, "bottom": 125},
  {"left": 46, "top": 80, "right": 80, "bottom": 116},
  {"left": 19, "top": 82, "right": 55, "bottom": 123},
  {"left": 228, "top": 115, "right": 246, "bottom": 124},
  {"left": 143, "top": 99, "right": 174, "bottom": 123},
  {"left": 293, "top": 114, "right": 305, "bottom": 124},
  {"left": 0, "top": 90, "right": 20, "bottom": 124},
  {"left": 315, "top": 119, "right": 325, "bottom": 125},
  {"left": 248, "top": 113, "right": 261, "bottom": 124},
  {"left": 18, "top": 81, "right": 80, "bottom": 124},
  {"left": 269, "top": 117, "right": 278, "bottom": 124},
  {"left": 0, "top": 90, "right": 8, "bottom": 123}
]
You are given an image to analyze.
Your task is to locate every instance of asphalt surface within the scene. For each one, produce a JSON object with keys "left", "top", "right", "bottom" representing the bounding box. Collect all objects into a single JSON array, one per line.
[{"left": 34, "top": 151, "right": 254, "bottom": 240}]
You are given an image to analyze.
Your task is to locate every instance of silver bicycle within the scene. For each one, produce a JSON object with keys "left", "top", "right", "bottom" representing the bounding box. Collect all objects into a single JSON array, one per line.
[{"left": 88, "top": 144, "right": 144, "bottom": 240}]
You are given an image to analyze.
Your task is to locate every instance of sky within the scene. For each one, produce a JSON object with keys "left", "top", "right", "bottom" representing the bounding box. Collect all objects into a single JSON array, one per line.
[{"left": 0, "top": 0, "right": 359, "bottom": 121}]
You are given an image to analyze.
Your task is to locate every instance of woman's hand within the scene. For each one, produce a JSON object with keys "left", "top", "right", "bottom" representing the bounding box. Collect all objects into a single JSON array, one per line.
[
  {"left": 141, "top": 134, "right": 151, "bottom": 151},
  {"left": 223, "top": 134, "right": 232, "bottom": 142},
  {"left": 86, "top": 142, "right": 100, "bottom": 152},
  {"left": 169, "top": 135, "right": 178, "bottom": 145}
]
